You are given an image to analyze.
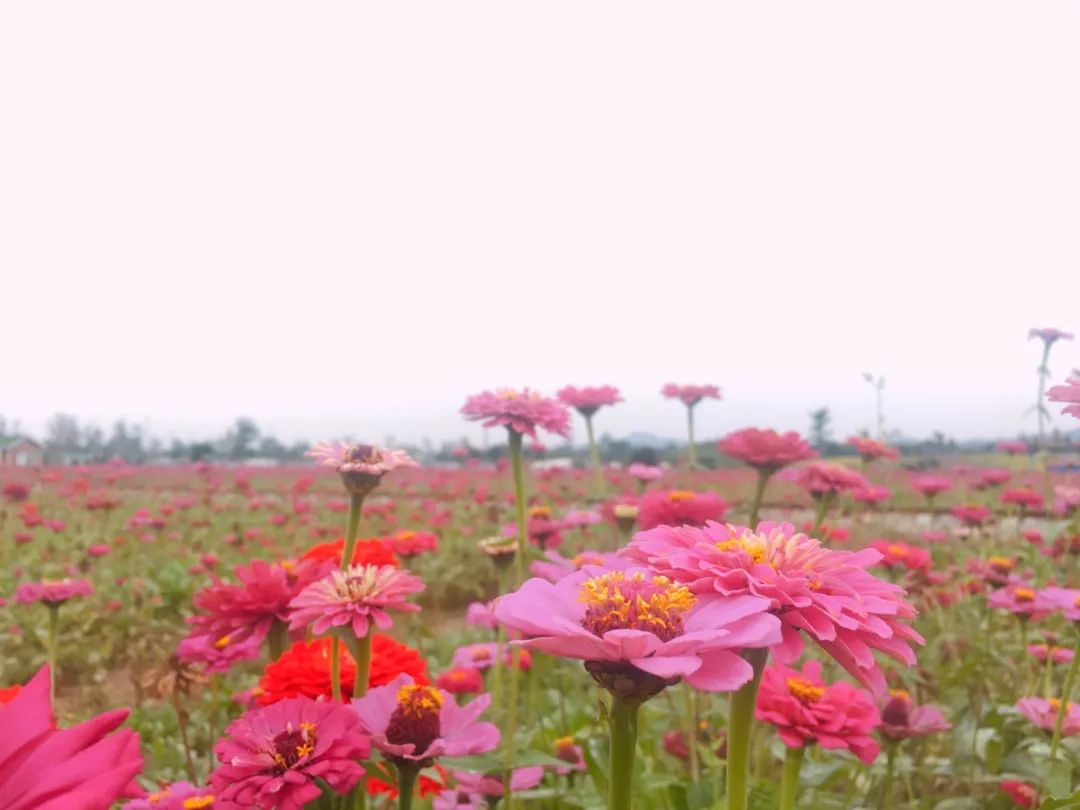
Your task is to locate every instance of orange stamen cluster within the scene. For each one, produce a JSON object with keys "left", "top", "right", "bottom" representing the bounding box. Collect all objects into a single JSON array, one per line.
[
  {"left": 714, "top": 537, "right": 768, "bottom": 566},
  {"left": 579, "top": 572, "right": 695, "bottom": 642},
  {"left": 529, "top": 506, "right": 552, "bottom": 519},
  {"left": 385, "top": 685, "right": 444, "bottom": 756},
  {"left": 787, "top": 677, "right": 826, "bottom": 705},
  {"left": 1014, "top": 588, "right": 1036, "bottom": 603},
  {"left": 572, "top": 553, "right": 604, "bottom": 568},
  {"left": 183, "top": 799, "right": 216, "bottom": 810},
  {"left": 267, "top": 721, "right": 318, "bottom": 773},
  {"left": 668, "top": 491, "right": 696, "bottom": 502}
]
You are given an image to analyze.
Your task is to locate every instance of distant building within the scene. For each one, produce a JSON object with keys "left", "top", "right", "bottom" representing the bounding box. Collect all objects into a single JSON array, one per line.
[{"left": 0, "top": 436, "right": 44, "bottom": 467}]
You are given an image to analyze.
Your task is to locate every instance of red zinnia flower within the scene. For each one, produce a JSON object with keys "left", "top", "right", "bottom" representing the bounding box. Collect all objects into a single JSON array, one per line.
[
  {"left": 302, "top": 538, "right": 399, "bottom": 568},
  {"left": 259, "top": 636, "right": 429, "bottom": 706}
]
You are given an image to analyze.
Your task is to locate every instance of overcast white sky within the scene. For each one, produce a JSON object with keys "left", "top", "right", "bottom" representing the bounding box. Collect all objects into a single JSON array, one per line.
[{"left": 2, "top": 2, "right": 1078, "bottom": 447}]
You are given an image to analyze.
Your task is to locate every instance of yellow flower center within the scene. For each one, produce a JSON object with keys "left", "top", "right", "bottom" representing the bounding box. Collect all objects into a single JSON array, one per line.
[
  {"left": 887, "top": 544, "right": 907, "bottom": 557},
  {"left": 579, "top": 572, "right": 695, "bottom": 642},
  {"left": 148, "top": 792, "right": 172, "bottom": 803},
  {"left": 668, "top": 491, "right": 696, "bottom": 502},
  {"left": 471, "top": 647, "right": 492, "bottom": 661},
  {"left": 787, "top": 677, "right": 826, "bottom": 705},
  {"left": 184, "top": 799, "right": 215, "bottom": 810},
  {"left": 715, "top": 537, "right": 768, "bottom": 566},
  {"left": 572, "top": 553, "right": 604, "bottom": 568},
  {"left": 989, "top": 556, "right": 1014, "bottom": 570},
  {"left": 396, "top": 684, "right": 444, "bottom": 716},
  {"left": 213, "top": 635, "right": 231, "bottom": 650},
  {"left": 889, "top": 689, "right": 910, "bottom": 700},
  {"left": 268, "top": 721, "right": 318, "bottom": 772},
  {"left": 397, "top": 531, "right": 416, "bottom": 540},
  {"left": 1015, "top": 588, "right": 1035, "bottom": 603},
  {"left": 529, "top": 506, "right": 552, "bottom": 519}
]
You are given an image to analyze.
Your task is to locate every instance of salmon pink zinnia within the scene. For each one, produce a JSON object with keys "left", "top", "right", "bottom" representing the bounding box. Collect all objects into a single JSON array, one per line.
[
  {"left": 306, "top": 442, "right": 419, "bottom": 496},
  {"left": 557, "top": 385, "right": 623, "bottom": 417},
  {"left": 623, "top": 521, "right": 922, "bottom": 694},
  {"left": 494, "top": 565, "right": 781, "bottom": 701},
  {"left": 717, "top": 428, "right": 815, "bottom": 473},
  {"left": 1048, "top": 378, "right": 1080, "bottom": 419},
  {"left": 288, "top": 564, "right": 424, "bottom": 638},
  {"left": 661, "top": 383, "right": 721, "bottom": 406},
  {"left": 461, "top": 389, "right": 572, "bottom": 439}
]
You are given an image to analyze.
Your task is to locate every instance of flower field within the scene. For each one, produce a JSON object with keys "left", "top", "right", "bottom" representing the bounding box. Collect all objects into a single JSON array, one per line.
[{"left": 3, "top": 381, "right": 1080, "bottom": 810}]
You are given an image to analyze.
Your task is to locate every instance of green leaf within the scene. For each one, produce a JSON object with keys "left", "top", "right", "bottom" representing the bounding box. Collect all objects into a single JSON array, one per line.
[
  {"left": 1042, "top": 788, "right": 1080, "bottom": 809},
  {"left": 582, "top": 737, "right": 609, "bottom": 797}
]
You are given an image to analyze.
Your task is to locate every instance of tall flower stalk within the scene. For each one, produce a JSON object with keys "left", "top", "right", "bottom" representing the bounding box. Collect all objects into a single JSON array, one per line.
[
  {"left": 662, "top": 384, "right": 721, "bottom": 469},
  {"left": 726, "top": 649, "right": 767, "bottom": 810},
  {"left": 558, "top": 385, "right": 623, "bottom": 494},
  {"left": 608, "top": 694, "right": 640, "bottom": 810},
  {"left": 1028, "top": 328, "right": 1074, "bottom": 442},
  {"left": 717, "top": 428, "right": 815, "bottom": 527}
]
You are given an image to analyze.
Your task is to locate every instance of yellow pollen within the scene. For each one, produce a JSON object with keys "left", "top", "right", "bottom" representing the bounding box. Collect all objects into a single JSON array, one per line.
[
  {"left": 183, "top": 799, "right": 215, "bottom": 810},
  {"left": 472, "top": 648, "right": 492, "bottom": 661},
  {"left": 1074, "top": 595, "right": 1080, "bottom": 608},
  {"left": 529, "top": 506, "right": 552, "bottom": 519},
  {"left": 668, "top": 491, "right": 696, "bottom": 502},
  {"left": 1015, "top": 588, "right": 1036, "bottom": 602},
  {"left": 889, "top": 689, "right": 910, "bottom": 700},
  {"left": 148, "top": 792, "right": 172, "bottom": 803},
  {"left": 555, "top": 735, "right": 574, "bottom": 748},
  {"left": 213, "top": 636, "right": 231, "bottom": 650},
  {"left": 786, "top": 677, "right": 826, "bottom": 705},
  {"left": 397, "top": 531, "right": 416, "bottom": 540},
  {"left": 579, "top": 571, "right": 695, "bottom": 641},
  {"left": 887, "top": 544, "right": 907, "bottom": 556},
  {"left": 989, "top": 556, "right": 1014, "bottom": 569},
  {"left": 396, "top": 684, "right": 444, "bottom": 716},
  {"left": 613, "top": 504, "right": 639, "bottom": 518},
  {"left": 572, "top": 553, "right": 604, "bottom": 568},
  {"left": 715, "top": 538, "right": 768, "bottom": 566}
]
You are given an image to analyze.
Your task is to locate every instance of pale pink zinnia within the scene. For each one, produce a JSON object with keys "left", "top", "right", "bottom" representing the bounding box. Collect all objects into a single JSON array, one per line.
[
  {"left": 636, "top": 489, "right": 728, "bottom": 531},
  {"left": 14, "top": 578, "right": 93, "bottom": 606},
  {"left": 852, "top": 485, "right": 892, "bottom": 505},
  {"left": 1017, "top": 697, "right": 1080, "bottom": 736},
  {"left": 788, "top": 462, "right": 870, "bottom": 497},
  {"left": 289, "top": 564, "right": 424, "bottom": 637},
  {"left": 351, "top": 674, "right": 500, "bottom": 765},
  {"left": 626, "top": 462, "right": 665, "bottom": 483},
  {"left": 1029, "top": 327, "right": 1074, "bottom": 345},
  {"left": 210, "top": 696, "right": 369, "bottom": 809},
  {"left": 306, "top": 442, "right": 419, "bottom": 495},
  {"left": 530, "top": 549, "right": 629, "bottom": 583},
  {"left": 661, "top": 383, "right": 721, "bottom": 407},
  {"left": 717, "top": 428, "right": 815, "bottom": 473},
  {"left": 755, "top": 659, "right": 880, "bottom": 765},
  {"left": 1048, "top": 378, "right": 1080, "bottom": 420},
  {"left": 494, "top": 565, "right": 782, "bottom": 701},
  {"left": 461, "top": 389, "right": 572, "bottom": 438},
  {"left": 987, "top": 583, "right": 1055, "bottom": 620},
  {"left": 623, "top": 521, "right": 922, "bottom": 695},
  {"left": 557, "top": 385, "right": 623, "bottom": 417},
  {"left": 877, "top": 690, "right": 950, "bottom": 742},
  {"left": 909, "top": 475, "right": 954, "bottom": 501}
]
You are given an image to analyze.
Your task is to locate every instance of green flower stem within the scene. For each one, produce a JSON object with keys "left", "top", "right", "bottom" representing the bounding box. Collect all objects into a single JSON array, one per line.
[
  {"left": 505, "top": 429, "right": 529, "bottom": 806},
  {"left": 46, "top": 603, "right": 60, "bottom": 707},
  {"left": 585, "top": 414, "right": 604, "bottom": 494},
  {"left": 686, "top": 405, "right": 697, "bottom": 469},
  {"left": 1049, "top": 631, "right": 1080, "bottom": 759},
  {"left": 396, "top": 763, "right": 419, "bottom": 810},
  {"left": 1044, "top": 651, "right": 1055, "bottom": 698},
  {"left": 883, "top": 744, "right": 896, "bottom": 810},
  {"left": 330, "top": 639, "right": 342, "bottom": 703},
  {"left": 349, "top": 633, "right": 372, "bottom": 698},
  {"left": 341, "top": 493, "right": 366, "bottom": 573},
  {"left": 748, "top": 469, "right": 772, "bottom": 528},
  {"left": 492, "top": 568, "right": 508, "bottom": 714},
  {"left": 779, "top": 744, "right": 805, "bottom": 810},
  {"left": 727, "top": 648, "right": 769, "bottom": 810},
  {"left": 208, "top": 673, "right": 221, "bottom": 765},
  {"left": 268, "top": 618, "right": 289, "bottom": 662},
  {"left": 608, "top": 695, "right": 640, "bottom": 810},
  {"left": 684, "top": 687, "right": 700, "bottom": 784},
  {"left": 810, "top": 492, "right": 835, "bottom": 536}
]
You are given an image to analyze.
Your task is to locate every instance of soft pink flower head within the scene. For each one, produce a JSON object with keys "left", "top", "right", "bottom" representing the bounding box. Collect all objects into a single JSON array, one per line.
[
  {"left": 450, "top": 767, "right": 545, "bottom": 798},
  {"left": 530, "top": 549, "right": 630, "bottom": 583},
  {"left": 636, "top": 489, "right": 728, "bottom": 531},
  {"left": 0, "top": 665, "right": 145, "bottom": 810},
  {"left": 975, "top": 468, "right": 1011, "bottom": 489},
  {"left": 461, "top": 389, "right": 572, "bottom": 439},
  {"left": 718, "top": 428, "right": 816, "bottom": 473},
  {"left": 306, "top": 443, "right": 419, "bottom": 495},
  {"left": 1017, "top": 697, "right": 1080, "bottom": 736},
  {"left": 1048, "top": 378, "right": 1080, "bottom": 420},
  {"left": 123, "top": 782, "right": 222, "bottom": 810},
  {"left": 1001, "top": 488, "right": 1044, "bottom": 511},
  {"left": 951, "top": 504, "right": 993, "bottom": 526},
  {"left": 1043, "top": 586, "right": 1080, "bottom": 621},
  {"left": 1054, "top": 486, "right": 1080, "bottom": 516},
  {"left": 997, "top": 440, "right": 1029, "bottom": 455},
  {"left": 852, "top": 486, "right": 892, "bottom": 505},
  {"left": 1027, "top": 644, "right": 1074, "bottom": 664},
  {"left": 494, "top": 565, "right": 781, "bottom": 700},
  {"left": 867, "top": 540, "right": 931, "bottom": 572},
  {"left": 176, "top": 633, "right": 263, "bottom": 676},
  {"left": 13, "top": 578, "right": 93, "bottom": 606},
  {"left": 351, "top": 674, "right": 500, "bottom": 764},
  {"left": 622, "top": 521, "right": 923, "bottom": 695},
  {"left": 288, "top": 564, "right": 424, "bottom": 638},
  {"left": 436, "top": 667, "right": 485, "bottom": 695},
  {"left": 987, "top": 583, "right": 1056, "bottom": 620},
  {"left": 909, "top": 475, "right": 954, "bottom": 499},
  {"left": 557, "top": 385, "right": 623, "bottom": 417},
  {"left": 1029, "top": 327, "right": 1074, "bottom": 345},
  {"left": 661, "top": 383, "right": 722, "bottom": 407},
  {"left": 878, "top": 690, "right": 951, "bottom": 742},
  {"left": 211, "top": 696, "right": 369, "bottom": 810},
  {"left": 788, "top": 462, "right": 870, "bottom": 497},
  {"left": 627, "top": 463, "right": 665, "bottom": 482},
  {"left": 755, "top": 659, "right": 880, "bottom": 766},
  {"left": 847, "top": 437, "right": 899, "bottom": 462},
  {"left": 465, "top": 601, "right": 499, "bottom": 631},
  {"left": 451, "top": 643, "right": 531, "bottom": 673}
]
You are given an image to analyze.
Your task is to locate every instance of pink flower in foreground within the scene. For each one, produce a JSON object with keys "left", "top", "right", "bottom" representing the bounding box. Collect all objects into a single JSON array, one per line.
[
  {"left": 494, "top": 566, "right": 781, "bottom": 701},
  {"left": 661, "top": 383, "right": 721, "bottom": 407},
  {"left": 1017, "top": 697, "right": 1080, "bottom": 736},
  {"left": 557, "top": 385, "right": 623, "bottom": 417},
  {"left": 623, "top": 521, "right": 922, "bottom": 695},
  {"left": 1048, "top": 378, "right": 1080, "bottom": 420},
  {"left": 909, "top": 475, "right": 954, "bottom": 501},
  {"left": 289, "top": 564, "right": 424, "bottom": 638},
  {"left": 0, "top": 665, "right": 145, "bottom": 810},
  {"left": 755, "top": 660, "right": 880, "bottom": 765},
  {"left": 13, "top": 578, "right": 93, "bottom": 606},
  {"left": 877, "top": 690, "right": 950, "bottom": 742},
  {"left": 717, "top": 428, "right": 815, "bottom": 473},
  {"left": 847, "top": 437, "right": 899, "bottom": 462},
  {"left": 351, "top": 674, "right": 500, "bottom": 765},
  {"left": 461, "top": 389, "right": 572, "bottom": 439},
  {"left": 636, "top": 489, "right": 728, "bottom": 531},
  {"left": 1029, "top": 327, "right": 1074, "bottom": 345},
  {"left": 185, "top": 559, "right": 329, "bottom": 649},
  {"left": 788, "top": 462, "right": 870, "bottom": 497},
  {"left": 211, "top": 697, "right": 368, "bottom": 809},
  {"left": 306, "top": 442, "right": 419, "bottom": 495}
]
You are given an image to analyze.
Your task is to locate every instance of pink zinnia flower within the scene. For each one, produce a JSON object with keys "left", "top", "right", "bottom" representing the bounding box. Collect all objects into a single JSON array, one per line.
[
  {"left": 123, "top": 781, "right": 221, "bottom": 810},
  {"left": 451, "top": 644, "right": 531, "bottom": 672},
  {"left": 868, "top": 540, "right": 931, "bottom": 573},
  {"left": 1042, "top": 586, "right": 1080, "bottom": 621},
  {"left": 530, "top": 549, "right": 628, "bottom": 583},
  {"left": 1048, "top": 377, "right": 1080, "bottom": 420},
  {"left": 987, "top": 583, "right": 1055, "bottom": 620},
  {"left": 626, "top": 463, "right": 665, "bottom": 483},
  {"left": 623, "top": 521, "right": 923, "bottom": 694},
  {"left": 465, "top": 601, "right": 499, "bottom": 631},
  {"left": 177, "top": 633, "right": 263, "bottom": 675},
  {"left": 847, "top": 437, "right": 899, "bottom": 462},
  {"left": 351, "top": 674, "right": 500, "bottom": 765},
  {"left": 1001, "top": 781, "right": 1041, "bottom": 809},
  {"left": 0, "top": 665, "right": 145, "bottom": 810},
  {"left": 1029, "top": 327, "right": 1074, "bottom": 345},
  {"left": 852, "top": 485, "right": 892, "bottom": 505},
  {"left": 1017, "top": 697, "right": 1080, "bottom": 736},
  {"left": 1028, "top": 644, "right": 1074, "bottom": 664},
  {"left": 450, "top": 767, "right": 544, "bottom": 798},
  {"left": 952, "top": 504, "right": 992, "bottom": 527},
  {"left": 13, "top": 578, "right": 93, "bottom": 606},
  {"left": 910, "top": 475, "right": 953, "bottom": 501},
  {"left": 755, "top": 660, "right": 880, "bottom": 765},
  {"left": 636, "top": 490, "right": 728, "bottom": 531},
  {"left": 1001, "top": 488, "right": 1044, "bottom": 511},
  {"left": 557, "top": 385, "right": 623, "bottom": 417},
  {"left": 717, "top": 428, "right": 815, "bottom": 473},
  {"left": 661, "top": 383, "right": 721, "bottom": 407},
  {"left": 788, "top": 462, "right": 870, "bottom": 497},
  {"left": 436, "top": 667, "right": 485, "bottom": 695},
  {"left": 461, "top": 389, "right": 572, "bottom": 439},
  {"left": 494, "top": 565, "right": 781, "bottom": 700},
  {"left": 210, "top": 697, "right": 369, "bottom": 809},
  {"left": 306, "top": 442, "right": 419, "bottom": 496},
  {"left": 553, "top": 736, "right": 586, "bottom": 775},
  {"left": 385, "top": 530, "right": 438, "bottom": 558},
  {"left": 877, "top": 690, "right": 950, "bottom": 741},
  {"left": 1054, "top": 486, "right": 1080, "bottom": 516},
  {"left": 997, "top": 440, "right": 1029, "bottom": 455},
  {"left": 185, "top": 559, "right": 329, "bottom": 649},
  {"left": 289, "top": 564, "right": 424, "bottom": 638}
]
